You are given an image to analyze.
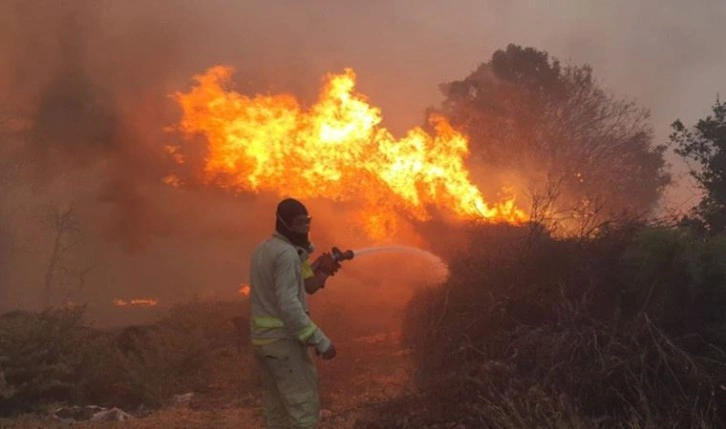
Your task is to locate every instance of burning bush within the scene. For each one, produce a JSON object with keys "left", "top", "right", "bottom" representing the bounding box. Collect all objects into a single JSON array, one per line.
[{"left": 360, "top": 223, "right": 726, "bottom": 428}]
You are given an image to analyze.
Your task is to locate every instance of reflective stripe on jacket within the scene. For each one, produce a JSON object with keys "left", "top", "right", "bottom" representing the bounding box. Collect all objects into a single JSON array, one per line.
[
  {"left": 249, "top": 232, "right": 331, "bottom": 351},
  {"left": 301, "top": 259, "right": 314, "bottom": 280}
]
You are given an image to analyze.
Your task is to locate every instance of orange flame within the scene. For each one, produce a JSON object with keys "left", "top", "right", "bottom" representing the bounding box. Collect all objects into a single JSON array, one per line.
[
  {"left": 238, "top": 283, "right": 251, "bottom": 297},
  {"left": 113, "top": 298, "right": 159, "bottom": 307},
  {"left": 168, "top": 66, "right": 528, "bottom": 236}
]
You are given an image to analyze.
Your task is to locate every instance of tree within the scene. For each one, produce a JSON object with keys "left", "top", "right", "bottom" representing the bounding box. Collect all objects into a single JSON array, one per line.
[
  {"left": 670, "top": 99, "right": 726, "bottom": 233},
  {"left": 41, "top": 203, "right": 96, "bottom": 308},
  {"left": 436, "top": 44, "right": 670, "bottom": 235}
]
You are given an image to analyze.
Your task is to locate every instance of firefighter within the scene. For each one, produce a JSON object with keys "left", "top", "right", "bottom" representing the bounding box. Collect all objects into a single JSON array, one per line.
[{"left": 249, "top": 198, "right": 339, "bottom": 429}]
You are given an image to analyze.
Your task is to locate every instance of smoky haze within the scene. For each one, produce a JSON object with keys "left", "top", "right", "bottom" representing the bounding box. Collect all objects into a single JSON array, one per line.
[{"left": 0, "top": 1, "right": 723, "bottom": 328}]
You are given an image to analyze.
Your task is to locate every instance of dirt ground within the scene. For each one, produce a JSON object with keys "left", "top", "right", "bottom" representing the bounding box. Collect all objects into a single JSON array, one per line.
[{"left": 0, "top": 331, "right": 412, "bottom": 429}]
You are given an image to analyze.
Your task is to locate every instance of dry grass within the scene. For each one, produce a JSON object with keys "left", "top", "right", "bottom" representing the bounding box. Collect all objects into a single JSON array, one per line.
[
  {"left": 0, "top": 332, "right": 412, "bottom": 428},
  {"left": 5, "top": 224, "right": 726, "bottom": 428},
  {"left": 358, "top": 224, "right": 726, "bottom": 428}
]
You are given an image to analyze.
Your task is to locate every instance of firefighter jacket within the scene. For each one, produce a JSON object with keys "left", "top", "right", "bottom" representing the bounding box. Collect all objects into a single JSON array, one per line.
[{"left": 249, "top": 232, "right": 331, "bottom": 353}]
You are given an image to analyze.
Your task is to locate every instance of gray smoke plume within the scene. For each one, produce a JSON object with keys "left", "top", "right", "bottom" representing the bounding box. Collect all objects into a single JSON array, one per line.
[{"left": 0, "top": 0, "right": 723, "bottom": 327}]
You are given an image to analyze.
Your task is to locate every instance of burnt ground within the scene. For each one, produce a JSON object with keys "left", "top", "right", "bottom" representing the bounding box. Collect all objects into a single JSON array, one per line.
[{"left": 0, "top": 332, "right": 412, "bottom": 429}]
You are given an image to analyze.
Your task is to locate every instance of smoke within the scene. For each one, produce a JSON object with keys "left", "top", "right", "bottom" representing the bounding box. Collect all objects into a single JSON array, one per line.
[{"left": 1, "top": 0, "right": 723, "bottom": 329}]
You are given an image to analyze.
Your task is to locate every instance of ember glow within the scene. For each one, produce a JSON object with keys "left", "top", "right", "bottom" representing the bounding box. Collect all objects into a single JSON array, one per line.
[
  {"left": 168, "top": 66, "right": 528, "bottom": 236},
  {"left": 238, "top": 283, "right": 251, "bottom": 297},
  {"left": 113, "top": 298, "right": 159, "bottom": 307}
]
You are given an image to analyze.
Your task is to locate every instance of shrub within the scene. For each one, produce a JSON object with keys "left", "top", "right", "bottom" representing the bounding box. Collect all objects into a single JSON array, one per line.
[
  {"left": 111, "top": 299, "right": 250, "bottom": 408},
  {"left": 363, "top": 223, "right": 726, "bottom": 428},
  {"left": 0, "top": 307, "right": 110, "bottom": 415},
  {"left": 0, "top": 299, "right": 252, "bottom": 415}
]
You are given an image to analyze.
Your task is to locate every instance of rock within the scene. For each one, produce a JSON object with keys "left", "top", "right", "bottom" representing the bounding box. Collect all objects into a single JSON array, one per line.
[
  {"left": 320, "top": 408, "right": 333, "bottom": 419},
  {"left": 173, "top": 392, "right": 194, "bottom": 406},
  {"left": 54, "top": 405, "right": 105, "bottom": 421},
  {"left": 90, "top": 407, "right": 133, "bottom": 421}
]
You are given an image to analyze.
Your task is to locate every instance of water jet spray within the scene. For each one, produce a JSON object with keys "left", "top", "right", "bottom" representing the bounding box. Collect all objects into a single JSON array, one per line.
[
  {"left": 317, "top": 245, "right": 448, "bottom": 283},
  {"left": 329, "top": 245, "right": 443, "bottom": 263}
]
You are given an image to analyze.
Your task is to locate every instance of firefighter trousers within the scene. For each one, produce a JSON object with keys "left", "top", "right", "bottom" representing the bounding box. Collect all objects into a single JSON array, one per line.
[{"left": 253, "top": 339, "right": 320, "bottom": 429}]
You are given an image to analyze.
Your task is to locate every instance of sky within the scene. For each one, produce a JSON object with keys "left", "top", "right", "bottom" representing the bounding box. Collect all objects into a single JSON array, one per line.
[{"left": 0, "top": 0, "right": 724, "bottom": 320}]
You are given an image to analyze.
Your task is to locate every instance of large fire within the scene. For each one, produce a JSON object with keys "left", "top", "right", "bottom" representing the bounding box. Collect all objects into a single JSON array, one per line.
[{"left": 167, "top": 66, "right": 527, "bottom": 236}]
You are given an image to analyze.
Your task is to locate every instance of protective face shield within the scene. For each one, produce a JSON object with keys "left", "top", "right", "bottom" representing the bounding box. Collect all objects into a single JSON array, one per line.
[
  {"left": 282, "top": 214, "right": 312, "bottom": 234},
  {"left": 275, "top": 198, "right": 311, "bottom": 248}
]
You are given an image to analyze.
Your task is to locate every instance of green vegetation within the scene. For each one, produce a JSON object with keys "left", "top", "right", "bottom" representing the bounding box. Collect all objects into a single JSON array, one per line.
[
  {"left": 0, "top": 301, "right": 251, "bottom": 416},
  {"left": 359, "top": 224, "right": 726, "bottom": 428}
]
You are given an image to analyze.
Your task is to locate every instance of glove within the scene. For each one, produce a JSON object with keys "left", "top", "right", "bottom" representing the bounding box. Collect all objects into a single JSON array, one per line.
[{"left": 311, "top": 252, "right": 342, "bottom": 277}]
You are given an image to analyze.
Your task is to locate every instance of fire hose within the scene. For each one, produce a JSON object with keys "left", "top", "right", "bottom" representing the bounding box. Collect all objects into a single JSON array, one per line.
[{"left": 314, "top": 245, "right": 441, "bottom": 278}]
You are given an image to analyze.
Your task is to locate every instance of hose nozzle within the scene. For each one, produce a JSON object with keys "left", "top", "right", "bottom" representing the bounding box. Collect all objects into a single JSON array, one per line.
[{"left": 331, "top": 246, "right": 354, "bottom": 262}]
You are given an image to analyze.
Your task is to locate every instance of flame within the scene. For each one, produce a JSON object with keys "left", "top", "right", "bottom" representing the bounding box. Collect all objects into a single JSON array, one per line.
[
  {"left": 169, "top": 66, "right": 528, "bottom": 236},
  {"left": 113, "top": 298, "right": 159, "bottom": 307},
  {"left": 238, "top": 283, "right": 251, "bottom": 297}
]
